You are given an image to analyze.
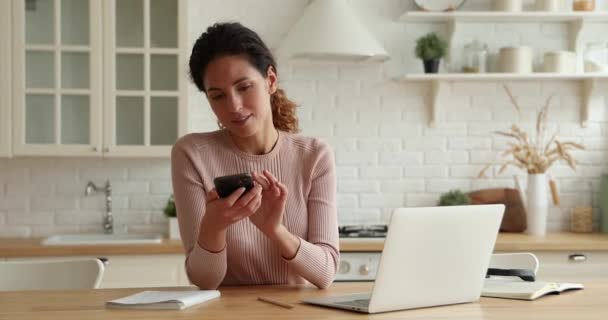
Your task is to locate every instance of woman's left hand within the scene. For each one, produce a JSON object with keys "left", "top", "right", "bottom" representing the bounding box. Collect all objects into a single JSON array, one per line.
[{"left": 249, "top": 170, "right": 288, "bottom": 240}]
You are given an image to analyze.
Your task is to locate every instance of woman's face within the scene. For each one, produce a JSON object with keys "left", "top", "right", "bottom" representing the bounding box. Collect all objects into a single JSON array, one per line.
[{"left": 203, "top": 55, "right": 277, "bottom": 138}]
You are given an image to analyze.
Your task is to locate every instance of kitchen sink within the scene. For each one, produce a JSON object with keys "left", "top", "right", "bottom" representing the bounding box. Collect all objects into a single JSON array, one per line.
[{"left": 42, "top": 234, "right": 164, "bottom": 245}]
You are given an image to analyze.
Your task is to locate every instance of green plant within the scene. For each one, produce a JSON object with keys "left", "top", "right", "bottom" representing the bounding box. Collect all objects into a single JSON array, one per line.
[
  {"left": 163, "top": 194, "right": 176, "bottom": 218},
  {"left": 415, "top": 32, "right": 448, "bottom": 61},
  {"left": 438, "top": 190, "right": 470, "bottom": 206}
]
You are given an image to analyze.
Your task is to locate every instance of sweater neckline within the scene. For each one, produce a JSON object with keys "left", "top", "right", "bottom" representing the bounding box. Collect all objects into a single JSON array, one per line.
[{"left": 221, "top": 129, "right": 283, "bottom": 161}]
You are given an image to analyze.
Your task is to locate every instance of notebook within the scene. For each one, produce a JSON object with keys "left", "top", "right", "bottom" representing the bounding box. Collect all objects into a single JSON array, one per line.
[
  {"left": 106, "top": 290, "right": 221, "bottom": 310},
  {"left": 482, "top": 278, "right": 583, "bottom": 300}
]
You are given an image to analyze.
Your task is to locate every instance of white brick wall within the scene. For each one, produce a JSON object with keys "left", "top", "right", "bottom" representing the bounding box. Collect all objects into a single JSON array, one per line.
[{"left": 0, "top": 0, "right": 607, "bottom": 238}]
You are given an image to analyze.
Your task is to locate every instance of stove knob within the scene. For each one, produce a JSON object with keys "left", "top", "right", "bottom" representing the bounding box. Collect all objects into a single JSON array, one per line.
[
  {"left": 339, "top": 261, "right": 351, "bottom": 274},
  {"left": 359, "top": 264, "right": 370, "bottom": 276}
]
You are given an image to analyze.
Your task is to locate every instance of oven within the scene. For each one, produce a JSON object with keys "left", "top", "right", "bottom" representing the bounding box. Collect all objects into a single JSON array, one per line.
[{"left": 335, "top": 225, "right": 386, "bottom": 282}]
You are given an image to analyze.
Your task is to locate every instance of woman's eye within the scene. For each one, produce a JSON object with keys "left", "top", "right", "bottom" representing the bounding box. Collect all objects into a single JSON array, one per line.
[
  {"left": 238, "top": 85, "right": 252, "bottom": 92},
  {"left": 210, "top": 94, "right": 224, "bottom": 101}
]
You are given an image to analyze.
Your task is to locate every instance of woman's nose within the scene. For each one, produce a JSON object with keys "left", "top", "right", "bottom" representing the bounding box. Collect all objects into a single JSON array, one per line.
[{"left": 226, "top": 94, "right": 242, "bottom": 112}]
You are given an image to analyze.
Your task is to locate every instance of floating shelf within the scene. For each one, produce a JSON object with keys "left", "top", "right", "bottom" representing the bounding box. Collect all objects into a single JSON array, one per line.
[
  {"left": 398, "top": 73, "right": 608, "bottom": 81},
  {"left": 396, "top": 73, "right": 608, "bottom": 128},
  {"left": 399, "top": 11, "right": 608, "bottom": 23}
]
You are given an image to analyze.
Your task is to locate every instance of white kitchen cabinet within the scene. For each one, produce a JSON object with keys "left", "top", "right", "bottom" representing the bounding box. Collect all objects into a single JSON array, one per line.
[
  {"left": 102, "top": 0, "right": 188, "bottom": 158},
  {"left": 0, "top": 0, "right": 12, "bottom": 158},
  {"left": 11, "top": 0, "right": 188, "bottom": 158},
  {"left": 531, "top": 251, "right": 608, "bottom": 282},
  {"left": 6, "top": 254, "right": 191, "bottom": 288}
]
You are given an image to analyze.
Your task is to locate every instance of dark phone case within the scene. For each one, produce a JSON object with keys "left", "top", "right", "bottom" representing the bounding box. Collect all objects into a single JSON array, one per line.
[{"left": 214, "top": 173, "right": 254, "bottom": 198}]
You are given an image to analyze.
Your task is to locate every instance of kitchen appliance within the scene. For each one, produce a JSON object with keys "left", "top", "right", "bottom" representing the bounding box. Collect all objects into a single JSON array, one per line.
[{"left": 336, "top": 225, "right": 386, "bottom": 281}]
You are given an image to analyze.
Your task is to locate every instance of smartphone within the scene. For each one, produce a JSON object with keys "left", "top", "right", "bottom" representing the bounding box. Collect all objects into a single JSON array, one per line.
[{"left": 213, "top": 173, "right": 254, "bottom": 198}]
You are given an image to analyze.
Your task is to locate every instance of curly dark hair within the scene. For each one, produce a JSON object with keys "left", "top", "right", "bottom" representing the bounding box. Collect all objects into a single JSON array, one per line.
[{"left": 189, "top": 22, "right": 299, "bottom": 133}]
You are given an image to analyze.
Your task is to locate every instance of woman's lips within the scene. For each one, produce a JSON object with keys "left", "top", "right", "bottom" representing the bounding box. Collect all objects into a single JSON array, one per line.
[{"left": 231, "top": 114, "right": 252, "bottom": 125}]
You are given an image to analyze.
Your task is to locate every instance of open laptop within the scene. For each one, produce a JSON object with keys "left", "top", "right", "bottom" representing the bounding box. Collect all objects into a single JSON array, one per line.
[{"left": 303, "top": 204, "right": 505, "bottom": 314}]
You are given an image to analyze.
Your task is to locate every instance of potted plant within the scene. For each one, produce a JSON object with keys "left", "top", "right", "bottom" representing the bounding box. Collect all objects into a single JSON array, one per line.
[
  {"left": 438, "top": 190, "right": 471, "bottom": 206},
  {"left": 415, "top": 32, "right": 448, "bottom": 73},
  {"left": 163, "top": 194, "right": 180, "bottom": 240}
]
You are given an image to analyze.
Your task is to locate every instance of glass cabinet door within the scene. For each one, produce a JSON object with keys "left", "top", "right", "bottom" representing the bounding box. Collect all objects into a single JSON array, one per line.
[
  {"left": 105, "top": 0, "right": 186, "bottom": 157},
  {"left": 0, "top": 0, "right": 11, "bottom": 157},
  {"left": 12, "top": 0, "right": 102, "bottom": 156}
]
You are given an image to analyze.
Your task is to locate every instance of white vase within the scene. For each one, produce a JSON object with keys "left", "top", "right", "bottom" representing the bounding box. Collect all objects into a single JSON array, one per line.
[
  {"left": 526, "top": 174, "right": 549, "bottom": 236},
  {"left": 169, "top": 217, "right": 180, "bottom": 240}
]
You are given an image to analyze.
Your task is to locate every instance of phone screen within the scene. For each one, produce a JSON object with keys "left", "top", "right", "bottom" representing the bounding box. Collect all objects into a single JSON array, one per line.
[{"left": 213, "top": 173, "right": 254, "bottom": 198}]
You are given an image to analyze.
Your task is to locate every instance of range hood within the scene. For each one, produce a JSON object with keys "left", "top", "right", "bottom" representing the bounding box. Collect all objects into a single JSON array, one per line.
[{"left": 276, "top": 0, "right": 389, "bottom": 62}]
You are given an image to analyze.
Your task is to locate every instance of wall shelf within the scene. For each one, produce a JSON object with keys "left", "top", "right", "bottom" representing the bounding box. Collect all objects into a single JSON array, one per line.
[
  {"left": 396, "top": 73, "right": 608, "bottom": 128},
  {"left": 399, "top": 11, "right": 608, "bottom": 23}
]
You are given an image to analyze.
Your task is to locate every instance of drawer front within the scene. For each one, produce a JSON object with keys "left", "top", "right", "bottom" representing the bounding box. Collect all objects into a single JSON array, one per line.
[{"left": 501, "top": 251, "right": 608, "bottom": 282}]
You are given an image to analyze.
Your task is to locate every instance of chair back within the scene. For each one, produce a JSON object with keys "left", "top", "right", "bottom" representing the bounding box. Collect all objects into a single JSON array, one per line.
[{"left": 0, "top": 258, "right": 104, "bottom": 291}]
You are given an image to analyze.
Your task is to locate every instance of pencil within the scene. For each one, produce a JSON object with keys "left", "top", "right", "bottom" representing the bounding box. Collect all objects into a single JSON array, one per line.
[{"left": 257, "top": 296, "right": 294, "bottom": 309}]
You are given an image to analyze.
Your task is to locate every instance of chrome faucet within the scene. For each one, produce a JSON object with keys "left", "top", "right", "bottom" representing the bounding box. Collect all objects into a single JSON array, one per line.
[{"left": 85, "top": 180, "right": 113, "bottom": 234}]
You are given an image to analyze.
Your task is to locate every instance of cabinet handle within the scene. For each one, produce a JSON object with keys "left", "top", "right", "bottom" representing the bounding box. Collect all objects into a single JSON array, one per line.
[
  {"left": 568, "top": 254, "right": 587, "bottom": 262},
  {"left": 104, "top": 147, "right": 109, "bottom": 153},
  {"left": 93, "top": 147, "right": 97, "bottom": 152}
]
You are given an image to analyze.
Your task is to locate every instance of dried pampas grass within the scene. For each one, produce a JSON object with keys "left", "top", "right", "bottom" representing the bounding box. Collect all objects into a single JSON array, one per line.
[{"left": 478, "top": 85, "right": 584, "bottom": 178}]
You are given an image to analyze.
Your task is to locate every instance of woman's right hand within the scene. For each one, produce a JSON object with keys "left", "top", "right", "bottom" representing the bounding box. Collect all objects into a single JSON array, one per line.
[{"left": 198, "top": 186, "right": 263, "bottom": 251}]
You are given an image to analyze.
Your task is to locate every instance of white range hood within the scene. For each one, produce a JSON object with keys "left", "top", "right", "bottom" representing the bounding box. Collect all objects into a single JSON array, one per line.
[{"left": 276, "top": 0, "right": 389, "bottom": 62}]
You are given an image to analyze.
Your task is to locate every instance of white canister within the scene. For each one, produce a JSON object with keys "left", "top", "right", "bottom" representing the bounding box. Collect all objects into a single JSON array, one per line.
[
  {"left": 499, "top": 46, "right": 534, "bottom": 73},
  {"left": 543, "top": 51, "right": 577, "bottom": 73},
  {"left": 493, "top": 0, "right": 523, "bottom": 11},
  {"left": 535, "top": 0, "right": 562, "bottom": 11}
]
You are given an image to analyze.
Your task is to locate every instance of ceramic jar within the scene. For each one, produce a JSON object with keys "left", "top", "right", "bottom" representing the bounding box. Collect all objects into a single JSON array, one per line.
[
  {"left": 493, "top": 0, "right": 523, "bottom": 11},
  {"left": 543, "top": 51, "right": 577, "bottom": 73},
  {"left": 536, "top": 0, "right": 562, "bottom": 11},
  {"left": 499, "top": 46, "right": 533, "bottom": 73}
]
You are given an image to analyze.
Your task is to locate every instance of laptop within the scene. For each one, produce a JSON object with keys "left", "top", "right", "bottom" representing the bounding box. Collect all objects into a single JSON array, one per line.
[{"left": 303, "top": 204, "right": 505, "bottom": 314}]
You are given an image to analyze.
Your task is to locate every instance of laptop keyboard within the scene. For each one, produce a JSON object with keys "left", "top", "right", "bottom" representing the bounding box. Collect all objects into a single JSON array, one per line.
[{"left": 337, "top": 299, "right": 370, "bottom": 308}]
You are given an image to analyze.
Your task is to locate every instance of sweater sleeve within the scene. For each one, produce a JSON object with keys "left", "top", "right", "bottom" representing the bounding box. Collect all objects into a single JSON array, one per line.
[
  {"left": 171, "top": 137, "right": 227, "bottom": 289},
  {"left": 285, "top": 141, "right": 339, "bottom": 289}
]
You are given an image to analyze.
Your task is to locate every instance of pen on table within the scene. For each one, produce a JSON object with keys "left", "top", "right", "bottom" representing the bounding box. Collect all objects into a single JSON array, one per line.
[{"left": 257, "top": 296, "right": 294, "bottom": 309}]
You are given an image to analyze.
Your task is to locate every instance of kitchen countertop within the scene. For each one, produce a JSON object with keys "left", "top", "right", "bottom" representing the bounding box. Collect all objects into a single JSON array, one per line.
[
  {"left": 2, "top": 233, "right": 608, "bottom": 257},
  {"left": 1, "top": 281, "right": 606, "bottom": 319}
]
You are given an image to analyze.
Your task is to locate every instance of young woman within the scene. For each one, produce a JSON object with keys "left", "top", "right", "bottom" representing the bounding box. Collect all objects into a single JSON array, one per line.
[{"left": 171, "top": 22, "right": 339, "bottom": 289}]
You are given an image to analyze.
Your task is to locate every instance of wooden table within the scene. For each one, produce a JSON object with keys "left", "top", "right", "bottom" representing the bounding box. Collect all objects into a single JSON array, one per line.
[{"left": 1, "top": 281, "right": 606, "bottom": 320}]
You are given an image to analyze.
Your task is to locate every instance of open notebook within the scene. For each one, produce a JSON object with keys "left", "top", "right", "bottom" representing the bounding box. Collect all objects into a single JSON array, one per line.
[
  {"left": 106, "top": 290, "right": 221, "bottom": 310},
  {"left": 482, "top": 278, "right": 583, "bottom": 300}
]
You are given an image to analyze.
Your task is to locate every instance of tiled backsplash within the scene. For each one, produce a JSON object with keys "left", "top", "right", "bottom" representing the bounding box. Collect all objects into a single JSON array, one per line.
[{"left": 1, "top": 0, "right": 607, "bottom": 237}]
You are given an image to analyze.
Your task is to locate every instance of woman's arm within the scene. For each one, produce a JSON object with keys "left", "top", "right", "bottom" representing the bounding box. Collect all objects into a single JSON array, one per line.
[
  {"left": 283, "top": 141, "right": 339, "bottom": 289},
  {"left": 171, "top": 138, "right": 227, "bottom": 289}
]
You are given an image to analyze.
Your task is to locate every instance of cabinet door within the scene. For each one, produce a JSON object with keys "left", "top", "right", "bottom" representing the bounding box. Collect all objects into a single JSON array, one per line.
[
  {"left": 12, "top": 0, "right": 103, "bottom": 157},
  {"left": 103, "top": 0, "right": 188, "bottom": 158},
  {"left": 0, "top": 0, "right": 12, "bottom": 158}
]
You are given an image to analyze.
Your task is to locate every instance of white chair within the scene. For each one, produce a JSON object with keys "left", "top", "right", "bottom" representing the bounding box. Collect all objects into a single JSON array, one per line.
[
  {"left": 0, "top": 258, "right": 105, "bottom": 291},
  {"left": 489, "top": 252, "right": 539, "bottom": 275}
]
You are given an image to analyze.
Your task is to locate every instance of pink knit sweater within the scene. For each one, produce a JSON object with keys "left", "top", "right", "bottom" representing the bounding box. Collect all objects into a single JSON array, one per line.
[{"left": 171, "top": 129, "right": 339, "bottom": 289}]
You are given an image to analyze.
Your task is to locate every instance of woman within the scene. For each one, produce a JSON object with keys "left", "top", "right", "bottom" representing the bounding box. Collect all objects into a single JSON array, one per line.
[{"left": 171, "top": 22, "right": 339, "bottom": 290}]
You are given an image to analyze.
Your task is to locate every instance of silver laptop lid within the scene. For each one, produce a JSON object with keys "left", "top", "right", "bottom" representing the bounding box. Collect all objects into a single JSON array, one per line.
[{"left": 368, "top": 204, "right": 504, "bottom": 313}]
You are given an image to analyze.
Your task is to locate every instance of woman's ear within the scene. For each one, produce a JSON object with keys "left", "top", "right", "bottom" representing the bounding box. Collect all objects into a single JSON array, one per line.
[{"left": 266, "top": 66, "right": 278, "bottom": 95}]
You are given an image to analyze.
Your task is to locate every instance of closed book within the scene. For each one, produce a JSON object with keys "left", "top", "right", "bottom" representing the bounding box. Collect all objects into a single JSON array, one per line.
[
  {"left": 482, "top": 278, "right": 583, "bottom": 301},
  {"left": 106, "top": 290, "right": 220, "bottom": 310}
]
